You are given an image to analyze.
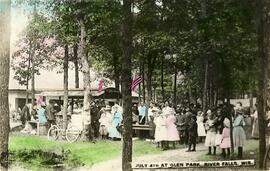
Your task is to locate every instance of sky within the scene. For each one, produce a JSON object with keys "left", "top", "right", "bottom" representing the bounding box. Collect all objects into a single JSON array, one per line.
[{"left": 9, "top": 5, "right": 101, "bottom": 90}]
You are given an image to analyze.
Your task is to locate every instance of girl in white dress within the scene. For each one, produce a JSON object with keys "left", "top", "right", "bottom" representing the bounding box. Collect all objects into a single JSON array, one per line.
[
  {"left": 205, "top": 110, "right": 217, "bottom": 155},
  {"left": 197, "top": 111, "right": 206, "bottom": 142}
]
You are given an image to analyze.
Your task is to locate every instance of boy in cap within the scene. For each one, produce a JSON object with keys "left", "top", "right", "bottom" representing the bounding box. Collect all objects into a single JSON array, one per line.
[{"left": 186, "top": 113, "right": 198, "bottom": 152}]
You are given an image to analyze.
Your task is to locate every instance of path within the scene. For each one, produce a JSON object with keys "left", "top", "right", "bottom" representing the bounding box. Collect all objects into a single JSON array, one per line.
[
  {"left": 80, "top": 140, "right": 258, "bottom": 171},
  {"left": 79, "top": 144, "right": 208, "bottom": 171}
]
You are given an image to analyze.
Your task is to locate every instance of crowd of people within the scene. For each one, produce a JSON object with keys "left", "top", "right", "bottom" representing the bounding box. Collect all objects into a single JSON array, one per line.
[
  {"left": 131, "top": 101, "right": 261, "bottom": 159},
  {"left": 14, "top": 98, "right": 270, "bottom": 159}
]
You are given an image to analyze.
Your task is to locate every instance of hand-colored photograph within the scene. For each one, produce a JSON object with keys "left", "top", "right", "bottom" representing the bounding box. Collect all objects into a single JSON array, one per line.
[{"left": 0, "top": 0, "right": 269, "bottom": 171}]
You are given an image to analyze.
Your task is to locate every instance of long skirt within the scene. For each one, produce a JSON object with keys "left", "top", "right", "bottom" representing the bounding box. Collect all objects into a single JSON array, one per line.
[
  {"left": 233, "top": 126, "right": 246, "bottom": 147},
  {"left": 251, "top": 120, "right": 259, "bottom": 138},
  {"left": 197, "top": 123, "right": 206, "bottom": 137},
  {"left": 205, "top": 131, "right": 216, "bottom": 147},
  {"left": 155, "top": 126, "right": 167, "bottom": 142},
  {"left": 166, "top": 125, "right": 180, "bottom": 141},
  {"left": 99, "top": 125, "right": 108, "bottom": 136},
  {"left": 109, "top": 125, "right": 121, "bottom": 139},
  {"left": 220, "top": 137, "right": 231, "bottom": 149},
  {"left": 215, "top": 134, "right": 222, "bottom": 146}
]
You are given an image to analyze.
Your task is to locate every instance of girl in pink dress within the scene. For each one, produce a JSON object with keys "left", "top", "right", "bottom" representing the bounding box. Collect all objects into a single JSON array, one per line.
[
  {"left": 165, "top": 112, "right": 180, "bottom": 149},
  {"left": 220, "top": 118, "right": 231, "bottom": 158}
]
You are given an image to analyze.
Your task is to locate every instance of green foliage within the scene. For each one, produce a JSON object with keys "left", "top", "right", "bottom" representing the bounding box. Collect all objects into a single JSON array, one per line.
[
  {"left": 12, "top": 0, "right": 258, "bottom": 101},
  {"left": 9, "top": 134, "right": 160, "bottom": 169}
]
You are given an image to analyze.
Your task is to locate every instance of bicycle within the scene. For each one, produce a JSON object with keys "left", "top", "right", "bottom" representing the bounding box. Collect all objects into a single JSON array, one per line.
[{"left": 47, "top": 121, "right": 82, "bottom": 143}]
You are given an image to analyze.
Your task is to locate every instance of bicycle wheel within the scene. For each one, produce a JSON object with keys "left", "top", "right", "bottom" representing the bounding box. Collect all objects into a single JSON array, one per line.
[
  {"left": 264, "top": 146, "right": 270, "bottom": 170},
  {"left": 66, "top": 125, "right": 81, "bottom": 143},
  {"left": 47, "top": 125, "right": 60, "bottom": 141}
]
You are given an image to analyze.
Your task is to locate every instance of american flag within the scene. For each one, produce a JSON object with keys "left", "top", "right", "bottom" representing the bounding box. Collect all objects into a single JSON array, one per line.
[
  {"left": 131, "top": 76, "right": 142, "bottom": 91},
  {"left": 98, "top": 79, "right": 104, "bottom": 93}
]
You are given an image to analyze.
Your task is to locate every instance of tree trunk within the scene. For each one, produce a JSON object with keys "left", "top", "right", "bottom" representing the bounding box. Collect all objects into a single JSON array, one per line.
[
  {"left": 139, "top": 63, "right": 142, "bottom": 102},
  {"left": 145, "top": 55, "right": 152, "bottom": 124},
  {"left": 0, "top": 1, "right": 10, "bottom": 168},
  {"left": 73, "top": 44, "right": 79, "bottom": 88},
  {"left": 122, "top": 0, "right": 133, "bottom": 170},
  {"left": 257, "top": 0, "right": 269, "bottom": 168},
  {"left": 113, "top": 55, "right": 120, "bottom": 92},
  {"left": 161, "top": 55, "right": 164, "bottom": 103},
  {"left": 79, "top": 18, "right": 92, "bottom": 140},
  {"left": 188, "top": 79, "right": 192, "bottom": 103},
  {"left": 201, "top": 0, "right": 208, "bottom": 112},
  {"left": 249, "top": 90, "right": 253, "bottom": 114},
  {"left": 31, "top": 52, "right": 35, "bottom": 106},
  {"left": 173, "top": 63, "right": 177, "bottom": 107},
  {"left": 142, "top": 60, "right": 146, "bottom": 103},
  {"left": 25, "top": 52, "right": 31, "bottom": 104},
  {"left": 202, "top": 60, "right": 208, "bottom": 112},
  {"left": 31, "top": 2, "right": 38, "bottom": 107},
  {"left": 63, "top": 45, "right": 69, "bottom": 130}
]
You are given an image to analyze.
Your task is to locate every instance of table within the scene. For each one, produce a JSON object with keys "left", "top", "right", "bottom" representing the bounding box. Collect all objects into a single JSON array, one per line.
[{"left": 132, "top": 124, "right": 154, "bottom": 139}]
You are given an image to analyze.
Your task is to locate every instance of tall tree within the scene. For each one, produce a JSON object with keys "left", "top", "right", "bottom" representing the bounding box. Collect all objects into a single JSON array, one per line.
[
  {"left": 63, "top": 45, "right": 69, "bottom": 130},
  {"left": 31, "top": 1, "right": 38, "bottom": 107},
  {"left": 257, "top": 0, "right": 268, "bottom": 168},
  {"left": 122, "top": 0, "right": 133, "bottom": 170},
  {"left": 79, "top": 17, "right": 92, "bottom": 139},
  {"left": 0, "top": 0, "right": 10, "bottom": 168},
  {"left": 73, "top": 44, "right": 79, "bottom": 88}
]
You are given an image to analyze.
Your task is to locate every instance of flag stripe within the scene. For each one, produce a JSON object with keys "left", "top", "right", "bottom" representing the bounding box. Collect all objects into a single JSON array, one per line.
[
  {"left": 132, "top": 78, "right": 142, "bottom": 86},
  {"left": 132, "top": 77, "right": 142, "bottom": 86},
  {"left": 131, "top": 76, "right": 142, "bottom": 90}
]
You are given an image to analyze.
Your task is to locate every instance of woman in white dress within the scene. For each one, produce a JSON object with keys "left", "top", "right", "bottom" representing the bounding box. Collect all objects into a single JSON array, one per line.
[
  {"left": 154, "top": 111, "right": 167, "bottom": 150},
  {"left": 197, "top": 111, "right": 206, "bottom": 142}
]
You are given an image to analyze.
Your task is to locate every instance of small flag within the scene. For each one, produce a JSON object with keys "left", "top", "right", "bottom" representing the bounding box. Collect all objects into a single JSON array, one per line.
[
  {"left": 131, "top": 76, "right": 142, "bottom": 91},
  {"left": 36, "top": 95, "right": 44, "bottom": 105},
  {"left": 98, "top": 79, "right": 104, "bottom": 93}
]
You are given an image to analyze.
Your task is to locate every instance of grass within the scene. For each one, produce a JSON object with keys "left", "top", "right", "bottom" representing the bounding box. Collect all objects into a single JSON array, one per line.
[
  {"left": 198, "top": 139, "right": 259, "bottom": 170},
  {"left": 9, "top": 133, "right": 160, "bottom": 170}
]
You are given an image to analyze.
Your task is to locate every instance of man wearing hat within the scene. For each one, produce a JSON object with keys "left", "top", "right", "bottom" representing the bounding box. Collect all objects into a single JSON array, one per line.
[
  {"left": 186, "top": 112, "right": 198, "bottom": 152},
  {"left": 45, "top": 100, "right": 56, "bottom": 127},
  {"left": 183, "top": 107, "right": 193, "bottom": 146},
  {"left": 176, "top": 106, "right": 187, "bottom": 145}
]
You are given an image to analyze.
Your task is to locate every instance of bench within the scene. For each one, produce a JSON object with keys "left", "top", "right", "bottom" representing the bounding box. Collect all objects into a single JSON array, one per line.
[{"left": 132, "top": 124, "right": 153, "bottom": 130}]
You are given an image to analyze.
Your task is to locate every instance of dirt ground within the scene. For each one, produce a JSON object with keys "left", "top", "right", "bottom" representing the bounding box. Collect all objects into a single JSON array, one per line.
[{"left": 81, "top": 143, "right": 259, "bottom": 171}]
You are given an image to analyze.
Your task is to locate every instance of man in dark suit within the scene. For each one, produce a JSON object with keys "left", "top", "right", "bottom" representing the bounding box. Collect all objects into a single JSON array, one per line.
[{"left": 45, "top": 100, "right": 56, "bottom": 127}]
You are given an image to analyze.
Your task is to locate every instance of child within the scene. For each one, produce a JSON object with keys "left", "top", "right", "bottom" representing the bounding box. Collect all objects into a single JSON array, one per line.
[
  {"left": 196, "top": 111, "right": 206, "bottom": 142},
  {"left": 99, "top": 112, "right": 109, "bottom": 140},
  {"left": 186, "top": 113, "right": 198, "bottom": 152},
  {"left": 220, "top": 118, "right": 231, "bottom": 158},
  {"left": 205, "top": 110, "right": 217, "bottom": 155}
]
